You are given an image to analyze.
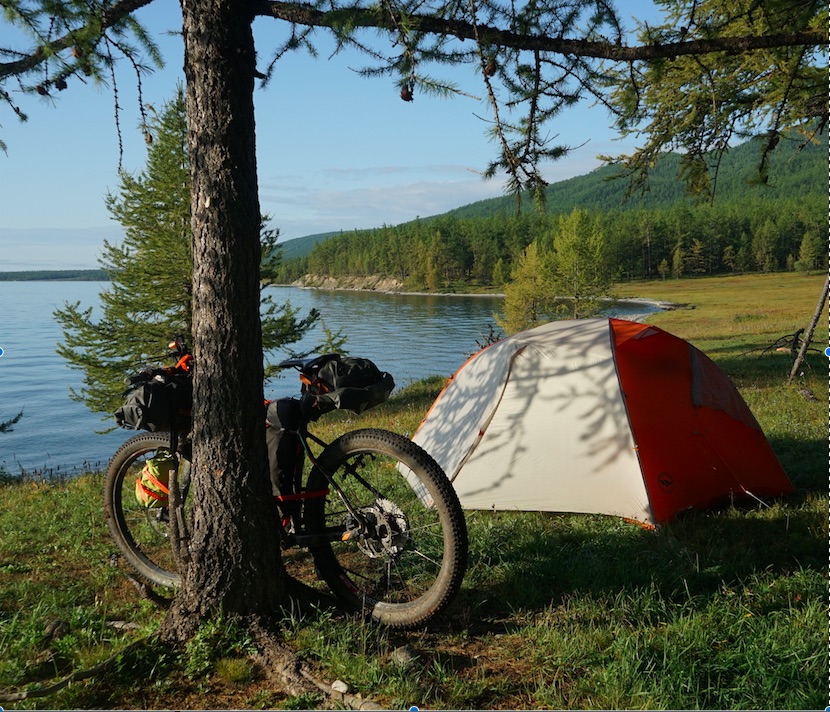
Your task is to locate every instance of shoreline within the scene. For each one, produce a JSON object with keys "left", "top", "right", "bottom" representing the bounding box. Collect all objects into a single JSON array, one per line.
[
  {"left": 280, "top": 278, "right": 683, "bottom": 314},
  {"left": 291, "top": 285, "right": 506, "bottom": 299}
]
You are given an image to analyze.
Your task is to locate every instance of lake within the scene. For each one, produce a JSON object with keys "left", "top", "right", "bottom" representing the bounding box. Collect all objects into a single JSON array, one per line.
[{"left": 0, "top": 281, "right": 659, "bottom": 475}]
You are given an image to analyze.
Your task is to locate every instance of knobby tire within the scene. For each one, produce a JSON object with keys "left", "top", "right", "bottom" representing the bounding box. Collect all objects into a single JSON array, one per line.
[
  {"left": 303, "top": 428, "right": 468, "bottom": 629},
  {"left": 105, "top": 428, "right": 469, "bottom": 629},
  {"left": 103, "top": 431, "right": 185, "bottom": 588}
]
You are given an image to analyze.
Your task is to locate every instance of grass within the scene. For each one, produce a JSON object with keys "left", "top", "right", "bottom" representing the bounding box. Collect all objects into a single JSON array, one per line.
[{"left": 0, "top": 271, "right": 826, "bottom": 709}]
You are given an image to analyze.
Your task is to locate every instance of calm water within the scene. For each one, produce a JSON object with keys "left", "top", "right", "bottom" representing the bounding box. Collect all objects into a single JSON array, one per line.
[{"left": 0, "top": 282, "right": 657, "bottom": 474}]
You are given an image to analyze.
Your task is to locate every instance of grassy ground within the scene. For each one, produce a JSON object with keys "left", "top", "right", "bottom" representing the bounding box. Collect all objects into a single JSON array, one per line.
[{"left": 0, "top": 271, "right": 826, "bottom": 709}]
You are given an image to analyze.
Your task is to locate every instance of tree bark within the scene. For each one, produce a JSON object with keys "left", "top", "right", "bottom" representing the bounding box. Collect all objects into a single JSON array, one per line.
[{"left": 163, "top": 0, "right": 286, "bottom": 643}]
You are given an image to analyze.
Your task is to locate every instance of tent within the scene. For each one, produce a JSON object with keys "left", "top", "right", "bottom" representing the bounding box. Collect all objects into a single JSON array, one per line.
[{"left": 411, "top": 318, "right": 793, "bottom": 527}]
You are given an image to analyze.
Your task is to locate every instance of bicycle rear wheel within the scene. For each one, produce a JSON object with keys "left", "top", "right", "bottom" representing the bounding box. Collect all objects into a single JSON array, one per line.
[
  {"left": 304, "top": 428, "right": 468, "bottom": 628},
  {"left": 103, "top": 432, "right": 189, "bottom": 588}
]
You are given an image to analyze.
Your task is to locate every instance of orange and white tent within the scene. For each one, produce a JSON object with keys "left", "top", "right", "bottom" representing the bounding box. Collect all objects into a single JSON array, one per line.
[{"left": 412, "top": 318, "right": 793, "bottom": 527}]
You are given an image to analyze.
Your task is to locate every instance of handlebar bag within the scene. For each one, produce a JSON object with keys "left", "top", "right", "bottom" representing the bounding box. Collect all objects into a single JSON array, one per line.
[
  {"left": 115, "top": 370, "right": 192, "bottom": 432},
  {"left": 300, "top": 355, "right": 395, "bottom": 421}
]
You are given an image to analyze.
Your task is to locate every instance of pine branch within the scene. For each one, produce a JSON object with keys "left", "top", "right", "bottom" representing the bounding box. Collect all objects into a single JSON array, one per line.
[{"left": 0, "top": 0, "right": 155, "bottom": 80}]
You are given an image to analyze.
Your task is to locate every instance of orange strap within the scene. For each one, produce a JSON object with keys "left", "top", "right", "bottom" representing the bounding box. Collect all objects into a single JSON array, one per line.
[
  {"left": 300, "top": 373, "right": 331, "bottom": 394},
  {"left": 136, "top": 477, "right": 168, "bottom": 502},
  {"left": 140, "top": 468, "right": 170, "bottom": 495}
]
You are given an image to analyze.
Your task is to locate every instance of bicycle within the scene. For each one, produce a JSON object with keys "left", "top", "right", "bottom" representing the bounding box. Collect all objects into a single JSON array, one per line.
[{"left": 103, "top": 338, "right": 468, "bottom": 629}]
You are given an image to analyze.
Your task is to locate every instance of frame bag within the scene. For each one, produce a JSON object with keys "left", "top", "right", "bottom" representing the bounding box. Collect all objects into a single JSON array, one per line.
[{"left": 265, "top": 398, "right": 305, "bottom": 520}]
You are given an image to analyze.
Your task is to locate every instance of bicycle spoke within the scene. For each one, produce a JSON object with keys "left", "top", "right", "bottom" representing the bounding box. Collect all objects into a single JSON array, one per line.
[{"left": 408, "top": 547, "right": 443, "bottom": 568}]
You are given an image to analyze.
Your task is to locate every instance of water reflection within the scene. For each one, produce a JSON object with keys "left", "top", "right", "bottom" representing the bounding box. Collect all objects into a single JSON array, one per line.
[{"left": 263, "top": 287, "right": 660, "bottom": 397}]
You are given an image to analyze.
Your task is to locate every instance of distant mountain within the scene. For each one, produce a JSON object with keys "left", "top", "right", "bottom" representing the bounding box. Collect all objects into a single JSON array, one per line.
[{"left": 277, "top": 133, "right": 826, "bottom": 259}]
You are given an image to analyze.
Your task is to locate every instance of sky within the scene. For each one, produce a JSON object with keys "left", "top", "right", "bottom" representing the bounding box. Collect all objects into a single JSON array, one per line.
[{"left": 0, "top": 1, "right": 655, "bottom": 270}]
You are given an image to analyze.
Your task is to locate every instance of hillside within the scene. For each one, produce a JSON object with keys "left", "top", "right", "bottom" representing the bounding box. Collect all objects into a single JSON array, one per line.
[
  {"left": 277, "top": 231, "right": 340, "bottom": 260},
  {"left": 277, "top": 133, "right": 826, "bottom": 260},
  {"left": 274, "top": 131, "right": 826, "bottom": 290},
  {"left": 447, "top": 133, "right": 824, "bottom": 218}
]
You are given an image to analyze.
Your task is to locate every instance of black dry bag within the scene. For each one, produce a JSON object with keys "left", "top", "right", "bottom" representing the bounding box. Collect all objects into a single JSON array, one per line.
[
  {"left": 299, "top": 354, "right": 394, "bottom": 421},
  {"left": 115, "top": 369, "right": 192, "bottom": 432}
]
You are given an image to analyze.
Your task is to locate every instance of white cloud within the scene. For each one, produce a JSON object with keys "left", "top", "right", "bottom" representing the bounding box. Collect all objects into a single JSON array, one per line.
[{"left": 260, "top": 150, "right": 611, "bottom": 241}]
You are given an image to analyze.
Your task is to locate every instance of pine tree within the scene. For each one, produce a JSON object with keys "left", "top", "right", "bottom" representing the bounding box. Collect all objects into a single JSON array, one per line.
[
  {"left": 752, "top": 219, "right": 780, "bottom": 272},
  {"left": 672, "top": 245, "right": 685, "bottom": 279},
  {"left": 722, "top": 245, "right": 737, "bottom": 272},
  {"left": 688, "top": 239, "right": 708, "bottom": 274},
  {"left": 794, "top": 228, "right": 826, "bottom": 272},
  {"left": 492, "top": 257, "right": 509, "bottom": 286},
  {"left": 54, "top": 92, "right": 318, "bottom": 416}
]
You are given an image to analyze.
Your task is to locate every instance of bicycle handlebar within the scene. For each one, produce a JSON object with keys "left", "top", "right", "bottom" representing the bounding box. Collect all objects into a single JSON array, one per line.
[
  {"left": 126, "top": 336, "right": 191, "bottom": 383},
  {"left": 277, "top": 353, "right": 339, "bottom": 373}
]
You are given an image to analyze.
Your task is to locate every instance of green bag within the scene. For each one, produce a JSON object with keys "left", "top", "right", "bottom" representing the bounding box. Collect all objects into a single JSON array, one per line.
[{"left": 135, "top": 454, "right": 176, "bottom": 508}]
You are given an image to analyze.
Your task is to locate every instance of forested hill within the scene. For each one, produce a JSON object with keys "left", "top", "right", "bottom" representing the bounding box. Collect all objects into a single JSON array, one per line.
[
  {"left": 278, "top": 231, "right": 339, "bottom": 260},
  {"left": 275, "top": 133, "right": 826, "bottom": 290},
  {"left": 277, "top": 133, "right": 824, "bottom": 258},
  {"left": 445, "top": 133, "right": 824, "bottom": 219},
  {"left": 0, "top": 269, "right": 107, "bottom": 281}
]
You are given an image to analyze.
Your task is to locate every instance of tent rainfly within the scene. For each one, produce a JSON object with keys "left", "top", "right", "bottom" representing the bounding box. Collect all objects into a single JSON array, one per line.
[{"left": 411, "top": 318, "right": 794, "bottom": 528}]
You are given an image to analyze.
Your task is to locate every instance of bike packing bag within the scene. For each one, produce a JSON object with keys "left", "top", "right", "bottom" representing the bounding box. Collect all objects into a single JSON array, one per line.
[
  {"left": 115, "top": 369, "right": 193, "bottom": 432},
  {"left": 299, "top": 354, "right": 395, "bottom": 421},
  {"left": 134, "top": 453, "right": 176, "bottom": 508},
  {"left": 265, "top": 398, "right": 305, "bottom": 517}
]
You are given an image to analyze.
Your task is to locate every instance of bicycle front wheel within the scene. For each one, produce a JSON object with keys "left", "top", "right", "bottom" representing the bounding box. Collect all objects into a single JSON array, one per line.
[
  {"left": 103, "top": 432, "right": 190, "bottom": 588},
  {"left": 304, "top": 428, "right": 468, "bottom": 628}
]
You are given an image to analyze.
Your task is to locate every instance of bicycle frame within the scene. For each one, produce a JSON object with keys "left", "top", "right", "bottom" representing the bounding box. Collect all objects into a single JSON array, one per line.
[{"left": 277, "top": 421, "right": 389, "bottom": 549}]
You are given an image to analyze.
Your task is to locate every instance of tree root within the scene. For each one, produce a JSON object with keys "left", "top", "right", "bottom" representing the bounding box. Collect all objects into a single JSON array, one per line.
[
  {"left": 121, "top": 566, "right": 340, "bottom": 616},
  {"left": 125, "top": 571, "right": 173, "bottom": 609},
  {"left": 248, "top": 617, "right": 384, "bottom": 710},
  {"left": 0, "top": 619, "right": 383, "bottom": 709},
  {"left": 1, "top": 569, "right": 376, "bottom": 708},
  {"left": 284, "top": 573, "right": 342, "bottom": 616}
]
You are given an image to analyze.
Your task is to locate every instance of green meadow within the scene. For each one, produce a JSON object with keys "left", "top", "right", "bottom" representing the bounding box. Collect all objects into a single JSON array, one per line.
[{"left": 1, "top": 271, "right": 826, "bottom": 709}]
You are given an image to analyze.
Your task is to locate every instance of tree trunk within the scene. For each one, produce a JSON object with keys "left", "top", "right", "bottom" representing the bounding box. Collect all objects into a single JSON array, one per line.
[
  {"left": 163, "top": 0, "right": 286, "bottom": 643},
  {"left": 787, "top": 274, "right": 830, "bottom": 385}
]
